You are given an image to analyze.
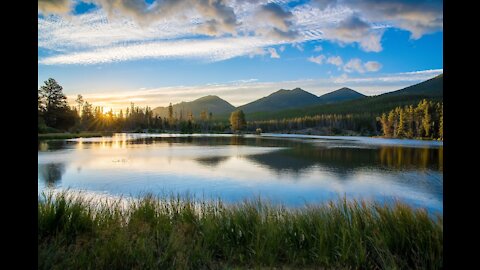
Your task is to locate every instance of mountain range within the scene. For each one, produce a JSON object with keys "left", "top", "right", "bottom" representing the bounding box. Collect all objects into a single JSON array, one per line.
[
  {"left": 152, "top": 74, "right": 443, "bottom": 121},
  {"left": 152, "top": 95, "right": 235, "bottom": 119}
]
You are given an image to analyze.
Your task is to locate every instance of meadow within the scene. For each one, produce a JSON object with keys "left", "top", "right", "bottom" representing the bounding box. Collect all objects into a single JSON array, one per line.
[{"left": 38, "top": 192, "right": 443, "bottom": 269}]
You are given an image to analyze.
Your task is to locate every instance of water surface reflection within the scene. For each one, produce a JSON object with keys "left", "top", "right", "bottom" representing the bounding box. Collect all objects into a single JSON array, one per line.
[{"left": 38, "top": 133, "right": 443, "bottom": 212}]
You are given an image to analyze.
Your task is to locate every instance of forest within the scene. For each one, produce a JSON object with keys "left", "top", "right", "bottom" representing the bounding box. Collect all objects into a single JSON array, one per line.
[
  {"left": 247, "top": 99, "right": 443, "bottom": 140},
  {"left": 38, "top": 78, "right": 229, "bottom": 134},
  {"left": 38, "top": 78, "right": 442, "bottom": 140},
  {"left": 378, "top": 100, "right": 443, "bottom": 140}
]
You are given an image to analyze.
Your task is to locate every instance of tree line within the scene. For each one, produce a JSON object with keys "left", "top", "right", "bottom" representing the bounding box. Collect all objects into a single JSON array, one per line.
[
  {"left": 38, "top": 78, "right": 443, "bottom": 139},
  {"left": 38, "top": 78, "right": 229, "bottom": 134},
  {"left": 247, "top": 114, "right": 377, "bottom": 135},
  {"left": 377, "top": 99, "right": 443, "bottom": 140}
]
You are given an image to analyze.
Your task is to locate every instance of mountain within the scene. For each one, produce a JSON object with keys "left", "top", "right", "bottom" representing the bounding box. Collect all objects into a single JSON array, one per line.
[
  {"left": 246, "top": 74, "right": 443, "bottom": 121},
  {"left": 237, "top": 88, "right": 319, "bottom": 114},
  {"left": 152, "top": 95, "right": 235, "bottom": 119},
  {"left": 317, "top": 87, "right": 366, "bottom": 104},
  {"left": 378, "top": 73, "right": 443, "bottom": 98},
  {"left": 151, "top": 74, "right": 442, "bottom": 121}
]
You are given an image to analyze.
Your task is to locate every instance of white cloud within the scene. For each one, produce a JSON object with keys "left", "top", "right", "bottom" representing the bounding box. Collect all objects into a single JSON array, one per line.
[
  {"left": 292, "top": 43, "right": 304, "bottom": 51},
  {"left": 308, "top": 55, "right": 326, "bottom": 64},
  {"left": 364, "top": 61, "right": 382, "bottom": 72},
  {"left": 343, "top": 58, "right": 382, "bottom": 73},
  {"left": 322, "top": 14, "right": 384, "bottom": 52},
  {"left": 253, "top": 2, "right": 298, "bottom": 40},
  {"left": 333, "top": 73, "right": 349, "bottom": 83},
  {"left": 343, "top": 58, "right": 365, "bottom": 73},
  {"left": 37, "top": 0, "right": 442, "bottom": 65},
  {"left": 327, "top": 56, "right": 343, "bottom": 66},
  {"left": 40, "top": 36, "right": 286, "bottom": 65},
  {"left": 309, "top": 0, "right": 443, "bottom": 40},
  {"left": 314, "top": 45, "right": 323, "bottom": 52},
  {"left": 268, "top": 47, "right": 280, "bottom": 58},
  {"left": 84, "top": 0, "right": 239, "bottom": 36}
]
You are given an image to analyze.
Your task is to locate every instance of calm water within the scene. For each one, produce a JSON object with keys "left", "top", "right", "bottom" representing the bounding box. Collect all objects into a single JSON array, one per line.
[{"left": 38, "top": 133, "right": 443, "bottom": 213}]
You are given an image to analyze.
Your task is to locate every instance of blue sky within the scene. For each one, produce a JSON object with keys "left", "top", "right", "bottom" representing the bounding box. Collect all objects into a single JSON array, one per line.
[{"left": 38, "top": 0, "right": 443, "bottom": 111}]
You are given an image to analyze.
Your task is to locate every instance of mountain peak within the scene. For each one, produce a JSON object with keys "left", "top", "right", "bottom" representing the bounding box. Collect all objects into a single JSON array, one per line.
[
  {"left": 239, "top": 88, "right": 319, "bottom": 113},
  {"left": 337, "top": 87, "right": 354, "bottom": 91},
  {"left": 317, "top": 87, "right": 366, "bottom": 104},
  {"left": 292, "top": 87, "right": 305, "bottom": 91},
  {"left": 271, "top": 88, "right": 309, "bottom": 96},
  {"left": 152, "top": 95, "right": 234, "bottom": 118},
  {"left": 194, "top": 95, "right": 222, "bottom": 101}
]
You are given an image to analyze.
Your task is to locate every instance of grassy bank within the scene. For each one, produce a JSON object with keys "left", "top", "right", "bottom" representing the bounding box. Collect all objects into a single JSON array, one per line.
[
  {"left": 38, "top": 193, "right": 443, "bottom": 269},
  {"left": 38, "top": 132, "right": 113, "bottom": 140}
]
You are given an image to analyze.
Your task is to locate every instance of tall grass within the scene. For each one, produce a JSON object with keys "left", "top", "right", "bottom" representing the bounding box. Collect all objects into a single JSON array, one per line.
[{"left": 38, "top": 192, "right": 443, "bottom": 269}]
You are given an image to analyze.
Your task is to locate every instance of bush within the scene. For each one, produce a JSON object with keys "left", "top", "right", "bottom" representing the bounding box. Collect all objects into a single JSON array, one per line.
[{"left": 38, "top": 125, "right": 63, "bottom": 134}]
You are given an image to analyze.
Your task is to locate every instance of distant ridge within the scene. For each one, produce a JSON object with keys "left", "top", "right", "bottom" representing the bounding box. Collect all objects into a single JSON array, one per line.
[
  {"left": 245, "top": 74, "right": 443, "bottom": 121},
  {"left": 237, "top": 88, "right": 319, "bottom": 113},
  {"left": 379, "top": 74, "right": 443, "bottom": 98},
  {"left": 152, "top": 95, "right": 235, "bottom": 119},
  {"left": 317, "top": 87, "right": 366, "bottom": 104},
  {"left": 151, "top": 74, "right": 443, "bottom": 121}
]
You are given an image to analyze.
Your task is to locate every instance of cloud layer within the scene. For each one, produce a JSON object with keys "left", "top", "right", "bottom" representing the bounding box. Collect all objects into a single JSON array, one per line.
[
  {"left": 38, "top": 0, "right": 72, "bottom": 14},
  {"left": 309, "top": 55, "right": 381, "bottom": 74},
  {"left": 38, "top": 0, "right": 443, "bottom": 65}
]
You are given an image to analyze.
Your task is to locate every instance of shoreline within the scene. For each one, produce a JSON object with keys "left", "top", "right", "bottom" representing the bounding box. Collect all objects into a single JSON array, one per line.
[
  {"left": 38, "top": 130, "right": 443, "bottom": 143},
  {"left": 38, "top": 132, "right": 113, "bottom": 140}
]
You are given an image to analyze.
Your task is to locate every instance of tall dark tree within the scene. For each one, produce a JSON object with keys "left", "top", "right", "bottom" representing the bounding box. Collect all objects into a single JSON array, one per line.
[
  {"left": 39, "top": 78, "right": 74, "bottom": 130},
  {"left": 81, "top": 101, "right": 94, "bottom": 130},
  {"left": 76, "top": 94, "right": 84, "bottom": 114},
  {"left": 396, "top": 108, "right": 406, "bottom": 138},
  {"left": 438, "top": 103, "right": 443, "bottom": 140},
  {"left": 422, "top": 102, "right": 432, "bottom": 138}
]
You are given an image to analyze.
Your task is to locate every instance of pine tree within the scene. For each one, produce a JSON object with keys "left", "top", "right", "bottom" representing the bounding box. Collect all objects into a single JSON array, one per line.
[
  {"left": 439, "top": 104, "right": 443, "bottom": 140},
  {"left": 387, "top": 110, "right": 395, "bottom": 137},
  {"left": 422, "top": 102, "right": 432, "bottom": 138},
  {"left": 379, "top": 113, "right": 389, "bottom": 137},
  {"left": 396, "top": 108, "right": 406, "bottom": 138},
  {"left": 75, "top": 94, "right": 84, "bottom": 115},
  {"left": 39, "top": 78, "right": 69, "bottom": 128},
  {"left": 406, "top": 105, "right": 414, "bottom": 138}
]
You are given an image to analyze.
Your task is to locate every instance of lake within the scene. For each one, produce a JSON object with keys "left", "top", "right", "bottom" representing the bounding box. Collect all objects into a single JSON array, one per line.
[{"left": 38, "top": 133, "right": 443, "bottom": 213}]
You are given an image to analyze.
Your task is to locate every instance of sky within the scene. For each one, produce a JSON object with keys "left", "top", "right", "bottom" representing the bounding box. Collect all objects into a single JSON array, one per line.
[{"left": 38, "top": 0, "right": 443, "bottom": 111}]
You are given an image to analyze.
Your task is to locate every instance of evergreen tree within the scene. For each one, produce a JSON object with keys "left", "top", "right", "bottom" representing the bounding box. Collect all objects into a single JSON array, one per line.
[
  {"left": 379, "top": 113, "right": 389, "bottom": 137},
  {"left": 439, "top": 104, "right": 443, "bottom": 140},
  {"left": 406, "top": 105, "right": 414, "bottom": 138},
  {"left": 76, "top": 94, "right": 84, "bottom": 115},
  {"left": 81, "top": 101, "right": 94, "bottom": 130},
  {"left": 422, "top": 102, "right": 432, "bottom": 138},
  {"left": 396, "top": 108, "right": 406, "bottom": 138},
  {"left": 386, "top": 110, "right": 395, "bottom": 137},
  {"left": 39, "top": 78, "right": 69, "bottom": 128}
]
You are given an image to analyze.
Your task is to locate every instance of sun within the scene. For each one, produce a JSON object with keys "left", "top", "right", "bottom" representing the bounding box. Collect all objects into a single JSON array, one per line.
[{"left": 102, "top": 107, "right": 112, "bottom": 114}]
